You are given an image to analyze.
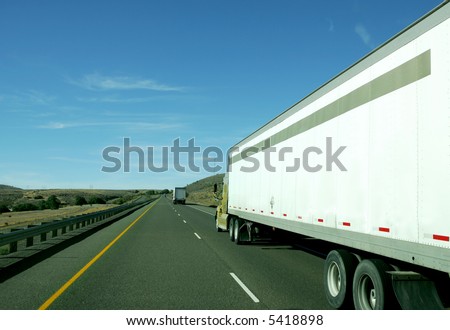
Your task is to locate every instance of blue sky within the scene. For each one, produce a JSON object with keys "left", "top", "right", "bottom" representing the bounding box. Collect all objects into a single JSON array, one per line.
[{"left": 0, "top": 0, "right": 443, "bottom": 190}]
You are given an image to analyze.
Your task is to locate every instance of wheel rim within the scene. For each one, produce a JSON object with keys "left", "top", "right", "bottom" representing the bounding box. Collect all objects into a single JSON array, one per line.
[
  {"left": 358, "top": 275, "right": 377, "bottom": 309},
  {"left": 327, "top": 261, "right": 341, "bottom": 297}
]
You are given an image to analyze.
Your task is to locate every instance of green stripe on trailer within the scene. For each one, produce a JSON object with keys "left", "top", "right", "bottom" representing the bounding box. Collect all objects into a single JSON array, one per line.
[{"left": 231, "top": 50, "right": 431, "bottom": 164}]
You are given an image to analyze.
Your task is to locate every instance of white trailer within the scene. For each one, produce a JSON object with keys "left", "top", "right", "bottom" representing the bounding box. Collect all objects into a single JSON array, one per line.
[
  {"left": 215, "top": 2, "right": 450, "bottom": 309},
  {"left": 173, "top": 187, "right": 186, "bottom": 204}
]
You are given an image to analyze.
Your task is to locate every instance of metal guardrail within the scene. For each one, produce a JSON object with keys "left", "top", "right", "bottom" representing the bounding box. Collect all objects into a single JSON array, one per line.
[{"left": 0, "top": 198, "right": 154, "bottom": 255}]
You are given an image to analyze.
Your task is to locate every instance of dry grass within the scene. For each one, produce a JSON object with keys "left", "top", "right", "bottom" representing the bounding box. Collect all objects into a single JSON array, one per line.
[
  {"left": 186, "top": 173, "right": 224, "bottom": 207},
  {"left": 19, "top": 189, "right": 140, "bottom": 205},
  {"left": 0, "top": 187, "right": 145, "bottom": 231},
  {"left": 0, "top": 204, "right": 116, "bottom": 231}
]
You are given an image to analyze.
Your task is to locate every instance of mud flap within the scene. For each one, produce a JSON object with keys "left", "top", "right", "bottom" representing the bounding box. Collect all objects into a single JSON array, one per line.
[
  {"left": 238, "top": 221, "right": 253, "bottom": 243},
  {"left": 389, "top": 271, "right": 444, "bottom": 310}
]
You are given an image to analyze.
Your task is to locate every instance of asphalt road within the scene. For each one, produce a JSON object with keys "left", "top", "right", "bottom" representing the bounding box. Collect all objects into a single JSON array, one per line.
[{"left": 0, "top": 197, "right": 331, "bottom": 310}]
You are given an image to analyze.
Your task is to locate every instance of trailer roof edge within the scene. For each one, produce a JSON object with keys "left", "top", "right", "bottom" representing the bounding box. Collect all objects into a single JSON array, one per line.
[{"left": 231, "top": 1, "right": 450, "bottom": 150}]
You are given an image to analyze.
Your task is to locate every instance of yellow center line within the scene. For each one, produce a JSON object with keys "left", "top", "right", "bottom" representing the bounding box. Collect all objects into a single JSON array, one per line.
[{"left": 38, "top": 200, "right": 158, "bottom": 310}]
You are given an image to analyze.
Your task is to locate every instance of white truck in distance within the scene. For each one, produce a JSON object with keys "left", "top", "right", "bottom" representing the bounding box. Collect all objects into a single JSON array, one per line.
[
  {"left": 173, "top": 187, "right": 187, "bottom": 205},
  {"left": 215, "top": 2, "right": 450, "bottom": 310}
]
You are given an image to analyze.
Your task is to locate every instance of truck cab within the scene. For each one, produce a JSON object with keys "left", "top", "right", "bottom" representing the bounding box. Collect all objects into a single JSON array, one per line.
[{"left": 214, "top": 173, "right": 229, "bottom": 232}]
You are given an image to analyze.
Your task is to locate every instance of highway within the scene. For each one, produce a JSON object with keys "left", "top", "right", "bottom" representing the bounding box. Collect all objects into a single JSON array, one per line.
[{"left": 0, "top": 197, "right": 331, "bottom": 310}]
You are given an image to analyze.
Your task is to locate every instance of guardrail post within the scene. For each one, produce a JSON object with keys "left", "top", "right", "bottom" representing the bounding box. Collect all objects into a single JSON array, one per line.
[
  {"left": 26, "top": 225, "right": 37, "bottom": 247},
  {"left": 40, "top": 222, "right": 49, "bottom": 242},
  {"left": 9, "top": 242, "right": 17, "bottom": 253},
  {"left": 52, "top": 221, "right": 58, "bottom": 237},
  {"left": 0, "top": 234, "right": 7, "bottom": 256},
  {"left": 0, "top": 201, "right": 150, "bottom": 257},
  {"left": 9, "top": 228, "right": 21, "bottom": 253}
]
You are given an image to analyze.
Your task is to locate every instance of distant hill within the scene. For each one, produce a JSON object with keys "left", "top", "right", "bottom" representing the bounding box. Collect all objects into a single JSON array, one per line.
[
  {"left": 0, "top": 184, "right": 22, "bottom": 190},
  {"left": 0, "top": 185, "right": 24, "bottom": 207},
  {"left": 186, "top": 173, "right": 225, "bottom": 207}
]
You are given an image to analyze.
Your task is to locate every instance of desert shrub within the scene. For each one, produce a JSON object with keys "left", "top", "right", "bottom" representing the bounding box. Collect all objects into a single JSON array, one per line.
[
  {"left": 46, "top": 195, "right": 61, "bottom": 210},
  {"left": 37, "top": 200, "right": 47, "bottom": 210},
  {"left": 88, "top": 196, "right": 106, "bottom": 205},
  {"left": 112, "top": 198, "right": 125, "bottom": 205},
  {"left": 0, "top": 204, "right": 10, "bottom": 213},
  {"left": 13, "top": 203, "right": 39, "bottom": 212},
  {"left": 75, "top": 196, "right": 88, "bottom": 206}
]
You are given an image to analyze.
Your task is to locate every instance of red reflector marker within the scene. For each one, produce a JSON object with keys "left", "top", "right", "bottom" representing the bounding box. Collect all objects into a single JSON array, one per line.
[
  {"left": 318, "top": 218, "right": 324, "bottom": 223},
  {"left": 343, "top": 222, "right": 351, "bottom": 227},
  {"left": 283, "top": 213, "right": 287, "bottom": 217},
  {"left": 433, "top": 234, "right": 450, "bottom": 242},
  {"left": 271, "top": 211, "right": 274, "bottom": 215},
  {"left": 379, "top": 227, "right": 390, "bottom": 233}
]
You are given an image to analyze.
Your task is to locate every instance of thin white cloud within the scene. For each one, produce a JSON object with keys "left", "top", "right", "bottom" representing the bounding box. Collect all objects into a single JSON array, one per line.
[
  {"left": 37, "top": 120, "right": 183, "bottom": 130},
  {"left": 68, "top": 73, "right": 184, "bottom": 92},
  {"left": 38, "top": 122, "right": 68, "bottom": 129},
  {"left": 23, "top": 90, "right": 57, "bottom": 105},
  {"left": 355, "top": 23, "right": 374, "bottom": 48},
  {"left": 0, "top": 90, "right": 56, "bottom": 106},
  {"left": 77, "top": 96, "right": 161, "bottom": 103}
]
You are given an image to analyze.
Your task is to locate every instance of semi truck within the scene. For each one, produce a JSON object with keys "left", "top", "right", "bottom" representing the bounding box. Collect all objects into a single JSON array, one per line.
[
  {"left": 173, "top": 187, "right": 187, "bottom": 204},
  {"left": 214, "top": 2, "right": 450, "bottom": 310}
]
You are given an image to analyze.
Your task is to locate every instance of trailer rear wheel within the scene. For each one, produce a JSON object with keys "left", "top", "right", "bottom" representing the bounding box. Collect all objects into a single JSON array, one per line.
[
  {"left": 234, "top": 218, "right": 242, "bottom": 245},
  {"left": 324, "top": 250, "right": 358, "bottom": 309},
  {"left": 353, "top": 259, "right": 393, "bottom": 310},
  {"left": 229, "top": 217, "right": 235, "bottom": 241}
]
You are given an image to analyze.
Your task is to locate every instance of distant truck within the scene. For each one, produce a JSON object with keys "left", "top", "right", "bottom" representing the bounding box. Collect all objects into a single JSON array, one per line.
[
  {"left": 215, "top": 2, "right": 450, "bottom": 310},
  {"left": 173, "top": 187, "right": 186, "bottom": 205}
]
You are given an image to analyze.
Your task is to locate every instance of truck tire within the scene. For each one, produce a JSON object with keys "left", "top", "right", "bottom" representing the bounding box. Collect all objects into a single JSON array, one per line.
[
  {"left": 229, "top": 217, "right": 235, "bottom": 241},
  {"left": 324, "top": 250, "right": 358, "bottom": 309},
  {"left": 353, "top": 259, "right": 395, "bottom": 310},
  {"left": 234, "top": 217, "right": 242, "bottom": 245}
]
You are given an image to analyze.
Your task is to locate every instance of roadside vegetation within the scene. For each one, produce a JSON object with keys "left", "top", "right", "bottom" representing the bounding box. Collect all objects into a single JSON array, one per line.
[
  {"left": 0, "top": 177, "right": 222, "bottom": 230},
  {"left": 0, "top": 186, "right": 163, "bottom": 230},
  {"left": 186, "top": 173, "right": 225, "bottom": 207}
]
